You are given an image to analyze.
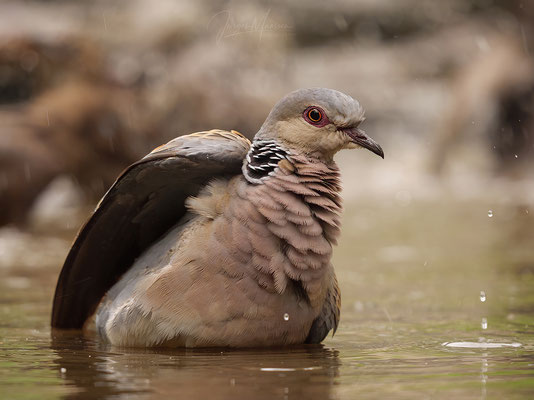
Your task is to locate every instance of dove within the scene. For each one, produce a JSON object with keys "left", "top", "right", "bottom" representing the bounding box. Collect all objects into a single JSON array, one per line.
[{"left": 52, "top": 88, "right": 384, "bottom": 347}]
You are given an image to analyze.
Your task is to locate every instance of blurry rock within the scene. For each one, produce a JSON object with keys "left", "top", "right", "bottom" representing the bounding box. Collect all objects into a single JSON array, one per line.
[
  {"left": 0, "top": 108, "right": 61, "bottom": 226},
  {"left": 0, "top": 81, "right": 150, "bottom": 227},
  {"left": 284, "top": 0, "right": 471, "bottom": 47},
  {"left": 0, "top": 227, "right": 69, "bottom": 270},
  {"left": 0, "top": 36, "right": 105, "bottom": 104},
  {"left": 429, "top": 34, "right": 534, "bottom": 176},
  {"left": 28, "top": 175, "right": 87, "bottom": 232},
  {"left": 28, "top": 81, "right": 149, "bottom": 191},
  {"left": 144, "top": 11, "right": 294, "bottom": 142}
]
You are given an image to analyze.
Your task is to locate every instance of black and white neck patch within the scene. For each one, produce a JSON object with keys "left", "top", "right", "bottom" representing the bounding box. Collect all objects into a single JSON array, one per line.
[{"left": 243, "top": 140, "right": 291, "bottom": 184}]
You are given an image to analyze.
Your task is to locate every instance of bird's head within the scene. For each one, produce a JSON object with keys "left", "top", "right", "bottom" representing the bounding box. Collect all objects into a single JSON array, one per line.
[{"left": 255, "top": 88, "right": 383, "bottom": 161}]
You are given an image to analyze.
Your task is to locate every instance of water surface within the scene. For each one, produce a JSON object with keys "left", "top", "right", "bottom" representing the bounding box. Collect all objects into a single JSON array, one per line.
[{"left": 1, "top": 199, "right": 533, "bottom": 399}]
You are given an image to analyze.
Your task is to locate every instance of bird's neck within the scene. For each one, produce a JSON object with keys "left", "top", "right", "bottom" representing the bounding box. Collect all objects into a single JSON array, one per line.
[
  {"left": 243, "top": 139, "right": 292, "bottom": 184},
  {"left": 243, "top": 143, "right": 342, "bottom": 306},
  {"left": 272, "top": 152, "right": 343, "bottom": 247}
]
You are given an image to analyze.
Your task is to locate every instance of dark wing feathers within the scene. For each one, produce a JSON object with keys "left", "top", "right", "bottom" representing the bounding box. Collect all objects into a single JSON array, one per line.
[
  {"left": 305, "top": 273, "right": 341, "bottom": 344},
  {"left": 51, "top": 130, "right": 250, "bottom": 329}
]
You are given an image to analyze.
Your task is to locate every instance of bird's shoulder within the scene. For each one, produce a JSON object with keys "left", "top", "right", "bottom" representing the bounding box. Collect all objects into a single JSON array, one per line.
[{"left": 141, "top": 129, "right": 251, "bottom": 165}]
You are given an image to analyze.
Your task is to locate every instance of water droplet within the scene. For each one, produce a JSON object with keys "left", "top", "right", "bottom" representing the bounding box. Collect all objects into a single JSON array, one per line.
[
  {"left": 283, "top": 313, "right": 289, "bottom": 321},
  {"left": 60, "top": 368, "right": 67, "bottom": 373},
  {"left": 353, "top": 301, "right": 364, "bottom": 312},
  {"left": 488, "top": 210, "right": 493, "bottom": 217},
  {"left": 514, "top": 154, "right": 518, "bottom": 158},
  {"left": 481, "top": 317, "right": 488, "bottom": 330},
  {"left": 480, "top": 291, "right": 486, "bottom": 302},
  {"left": 423, "top": 260, "right": 428, "bottom": 267}
]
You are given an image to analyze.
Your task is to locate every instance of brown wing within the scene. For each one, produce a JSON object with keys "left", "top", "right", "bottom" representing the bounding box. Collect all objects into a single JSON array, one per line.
[
  {"left": 51, "top": 130, "right": 250, "bottom": 329},
  {"left": 305, "top": 272, "right": 341, "bottom": 344}
]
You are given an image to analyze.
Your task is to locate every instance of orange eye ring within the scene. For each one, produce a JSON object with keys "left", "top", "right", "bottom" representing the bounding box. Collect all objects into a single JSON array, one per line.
[{"left": 307, "top": 108, "right": 322, "bottom": 122}]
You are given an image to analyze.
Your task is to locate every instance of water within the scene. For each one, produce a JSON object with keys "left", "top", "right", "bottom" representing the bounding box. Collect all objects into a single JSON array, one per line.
[{"left": 1, "top": 199, "right": 533, "bottom": 399}]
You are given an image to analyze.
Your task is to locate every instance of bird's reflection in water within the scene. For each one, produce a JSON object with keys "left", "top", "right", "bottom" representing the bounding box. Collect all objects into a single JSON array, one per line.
[{"left": 51, "top": 332, "right": 340, "bottom": 400}]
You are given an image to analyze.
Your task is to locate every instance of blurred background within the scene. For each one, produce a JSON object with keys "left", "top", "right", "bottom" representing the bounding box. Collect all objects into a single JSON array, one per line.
[
  {"left": 1, "top": 1, "right": 534, "bottom": 398},
  {"left": 0, "top": 0, "right": 533, "bottom": 232}
]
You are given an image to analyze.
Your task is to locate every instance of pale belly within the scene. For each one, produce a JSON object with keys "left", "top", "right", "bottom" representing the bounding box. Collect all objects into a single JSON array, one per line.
[{"left": 92, "top": 215, "right": 319, "bottom": 347}]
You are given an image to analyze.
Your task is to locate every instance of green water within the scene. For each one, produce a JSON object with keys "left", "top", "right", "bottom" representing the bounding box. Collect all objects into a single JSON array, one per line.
[{"left": 1, "top": 199, "right": 533, "bottom": 399}]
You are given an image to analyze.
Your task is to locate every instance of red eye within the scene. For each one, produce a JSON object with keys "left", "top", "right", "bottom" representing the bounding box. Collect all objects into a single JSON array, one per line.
[{"left": 303, "top": 106, "right": 329, "bottom": 127}]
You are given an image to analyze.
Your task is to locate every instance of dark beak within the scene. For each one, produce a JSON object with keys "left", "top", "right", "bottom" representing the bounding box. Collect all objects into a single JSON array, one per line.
[{"left": 342, "top": 127, "right": 384, "bottom": 159}]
